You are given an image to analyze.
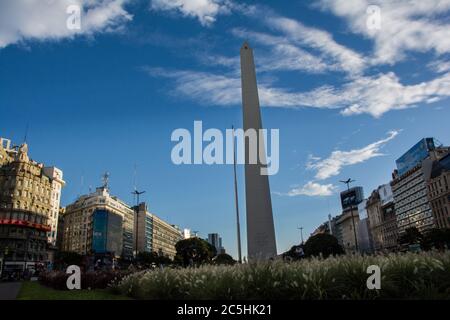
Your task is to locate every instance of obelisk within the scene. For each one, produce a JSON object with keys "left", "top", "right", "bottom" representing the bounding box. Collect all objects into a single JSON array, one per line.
[{"left": 240, "top": 41, "right": 277, "bottom": 261}]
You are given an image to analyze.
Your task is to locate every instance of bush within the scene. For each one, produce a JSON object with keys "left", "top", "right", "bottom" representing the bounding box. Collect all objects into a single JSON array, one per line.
[
  {"left": 39, "top": 270, "right": 130, "bottom": 290},
  {"left": 112, "top": 251, "right": 450, "bottom": 300}
]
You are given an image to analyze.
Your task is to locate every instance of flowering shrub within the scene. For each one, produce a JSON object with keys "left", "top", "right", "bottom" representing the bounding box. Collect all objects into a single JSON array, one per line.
[
  {"left": 39, "top": 270, "right": 130, "bottom": 291},
  {"left": 112, "top": 251, "right": 450, "bottom": 300}
]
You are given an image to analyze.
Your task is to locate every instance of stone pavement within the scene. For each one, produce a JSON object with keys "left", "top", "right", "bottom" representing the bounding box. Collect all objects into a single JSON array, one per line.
[{"left": 0, "top": 282, "right": 21, "bottom": 300}]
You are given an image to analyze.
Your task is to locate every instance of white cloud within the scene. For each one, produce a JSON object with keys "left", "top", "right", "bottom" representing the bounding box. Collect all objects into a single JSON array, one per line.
[
  {"left": 287, "top": 181, "right": 337, "bottom": 197},
  {"left": 143, "top": 66, "right": 345, "bottom": 109},
  {"left": 145, "top": 66, "right": 450, "bottom": 117},
  {"left": 318, "top": 0, "right": 450, "bottom": 64},
  {"left": 0, "top": 0, "right": 132, "bottom": 49},
  {"left": 264, "top": 14, "right": 366, "bottom": 76},
  {"left": 150, "top": 0, "right": 230, "bottom": 26},
  {"left": 307, "top": 130, "right": 399, "bottom": 180},
  {"left": 428, "top": 59, "right": 450, "bottom": 74},
  {"left": 231, "top": 28, "right": 333, "bottom": 74}
]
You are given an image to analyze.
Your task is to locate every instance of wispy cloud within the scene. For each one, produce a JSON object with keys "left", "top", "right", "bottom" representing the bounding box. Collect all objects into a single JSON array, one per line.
[
  {"left": 231, "top": 28, "right": 333, "bottom": 74},
  {"left": 307, "top": 130, "right": 399, "bottom": 180},
  {"left": 0, "top": 0, "right": 133, "bottom": 49},
  {"left": 150, "top": 0, "right": 231, "bottom": 26},
  {"left": 318, "top": 0, "right": 450, "bottom": 64},
  {"left": 263, "top": 14, "right": 366, "bottom": 76},
  {"left": 144, "top": 66, "right": 450, "bottom": 117}
]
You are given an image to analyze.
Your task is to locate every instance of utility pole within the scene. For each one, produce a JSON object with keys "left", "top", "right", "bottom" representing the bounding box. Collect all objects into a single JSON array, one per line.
[
  {"left": 297, "top": 227, "right": 304, "bottom": 245},
  {"left": 339, "top": 178, "right": 359, "bottom": 252},
  {"left": 231, "top": 125, "right": 242, "bottom": 264},
  {"left": 132, "top": 189, "right": 145, "bottom": 259}
]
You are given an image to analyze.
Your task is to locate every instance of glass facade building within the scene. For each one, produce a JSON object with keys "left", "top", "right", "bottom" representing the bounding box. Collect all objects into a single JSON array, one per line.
[
  {"left": 396, "top": 138, "right": 436, "bottom": 176},
  {"left": 92, "top": 209, "right": 123, "bottom": 257}
]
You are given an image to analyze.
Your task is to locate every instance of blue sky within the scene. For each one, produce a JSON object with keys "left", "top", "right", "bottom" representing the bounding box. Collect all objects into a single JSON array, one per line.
[{"left": 1, "top": 0, "right": 450, "bottom": 259}]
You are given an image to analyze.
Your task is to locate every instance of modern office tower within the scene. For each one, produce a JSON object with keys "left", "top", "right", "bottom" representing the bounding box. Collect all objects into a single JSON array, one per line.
[
  {"left": 207, "top": 233, "right": 223, "bottom": 254},
  {"left": 391, "top": 138, "right": 450, "bottom": 234},
  {"left": 151, "top": 214, "right": 183, "bottom": 259},
  {"left": 427, "top": 154, "right": 450, "bottom": 228},
  {"left": 240, "top": 41, "right": 277, "bottom": 260},
  {"left": 0, "top": 137, "right": 64, "bottom": 273},
  {"left": 62, "top": 181, "right": 135, "bottom": 260},
  {"left": 366, "top": 184, "right": 398, "bottom": 251}
]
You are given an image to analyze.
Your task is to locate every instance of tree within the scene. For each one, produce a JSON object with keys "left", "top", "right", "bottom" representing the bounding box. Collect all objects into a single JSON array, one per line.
[
  {"left": 137, "top": 251, "right": 159, "bottom": 266},
  {"left": 282, "top": 245, "right": 305, "bottom": 261},
  {"left": 175, "top": 237, "right": 215, "bottom": 267},
  {"left": 54, "top": 251, "right": 83, "bottom": 270},
  {"left": 303, "top": 234, "right": 344, "bottom": 258},
  {"left": 421, "top": 228, "right": 450, "bottom": 250},
  {"left": 399, "top": 227, "right": 423, "bottom": 245},
  {"left": 213, "top": 253, "right": 236, "bottom": 265}
]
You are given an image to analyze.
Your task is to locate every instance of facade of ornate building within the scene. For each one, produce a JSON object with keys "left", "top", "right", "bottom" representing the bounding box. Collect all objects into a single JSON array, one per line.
[{"left": 0, "top": 137, "right": 64, "bottom": 272}]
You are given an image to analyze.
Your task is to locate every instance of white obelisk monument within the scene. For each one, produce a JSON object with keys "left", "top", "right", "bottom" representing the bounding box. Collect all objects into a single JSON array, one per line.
[{"left": 240, "top": 41, "right": 277, "bottom": 260}]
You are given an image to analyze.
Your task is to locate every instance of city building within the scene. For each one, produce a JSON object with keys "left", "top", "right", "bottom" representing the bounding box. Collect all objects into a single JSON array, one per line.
[
  {"left": 62, "top": 179, "right": 135, "bottom": 260},
  {"left": 366, "top": 190, "right": 383, "bottom": 250},
  {"left": 0, "top": 137, "right": 64, "bottom": 273},
  {"left": 42, "top": 167, "right": 65, "bottom": 245},
  {"left": 357, "top": 199, "right": 373, "bottom": 253},
  {"left": 207, "top": 233, "right": 224, "bottom": 254},
  {"left": 335, "top": 210, "right": 360, "bottom": 252},
  {"left": 151, "top": 214, "right": 182, "bottom": 259},
  {"left": 55, "top": 207, "right": 65, "bottom": 250},
  {"left": 183, "top": 228, "right": 192, "bottom": 239},
  {"left": 391, "top": 138, "right": 449, "bottom": 235},
  {"left": 427, "top": 153, "right": 450, "bottom": 228},
  {"left": 336, "top": 186, "right": 364, "bottom": 252},
  {"left": 135, "top": 203, "right": 153, "bottom": 254}
]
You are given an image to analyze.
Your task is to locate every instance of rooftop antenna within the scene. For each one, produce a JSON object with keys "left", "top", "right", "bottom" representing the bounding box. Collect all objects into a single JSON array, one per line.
[
  {"left": 297, "top": 226, "right": 304, "bottom": 245},
  {"left": 339, "top": 178, "right": 355, "bottom": 191},
  {"left": 102, "top": 172, "right": 110, "bottom": 189},
  {"left": 133, "top": 163, "right": 138, "bottom": 192},
  {"left": 23, "top": 123, "right": 29, "bottom": 144}
]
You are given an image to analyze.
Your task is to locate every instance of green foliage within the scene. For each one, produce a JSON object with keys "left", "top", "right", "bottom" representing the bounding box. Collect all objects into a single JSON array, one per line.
[
  {"left": 421, "top": 228, "right": 450, "bottom": 251},
  {"left": 174, "top": 237, "right": 216, "bottom": 266},
  {"left": 213, "top": 253, "right": 236, "bottom": 265},
  {"left": 113, "top": 252, "right": 450, "bottom": 300},
  {"left": 137, "top": 251, "right": 172, "bottom": 266},
  {"left": 53, "top": 251, "right": 83, "bottom": 270},
  {"left": 399, "top": 227, "right": 423, "bottom": 245},
  {"left": 282, "top": 245, "right": 305, "bottom": 261},
  {"left": 303, "top": 234, "right": 344, "bottom": 258}
]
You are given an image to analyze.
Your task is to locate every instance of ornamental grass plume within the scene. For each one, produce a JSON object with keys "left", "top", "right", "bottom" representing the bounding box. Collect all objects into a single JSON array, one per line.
[{"left": 112, "top": 251, "right": 450, "bottom": 300}]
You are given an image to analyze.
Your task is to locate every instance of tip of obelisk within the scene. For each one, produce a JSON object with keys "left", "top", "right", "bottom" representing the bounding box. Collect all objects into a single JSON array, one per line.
[{"left": 241, "top": 41, "right": 251, "bottom": 51}]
